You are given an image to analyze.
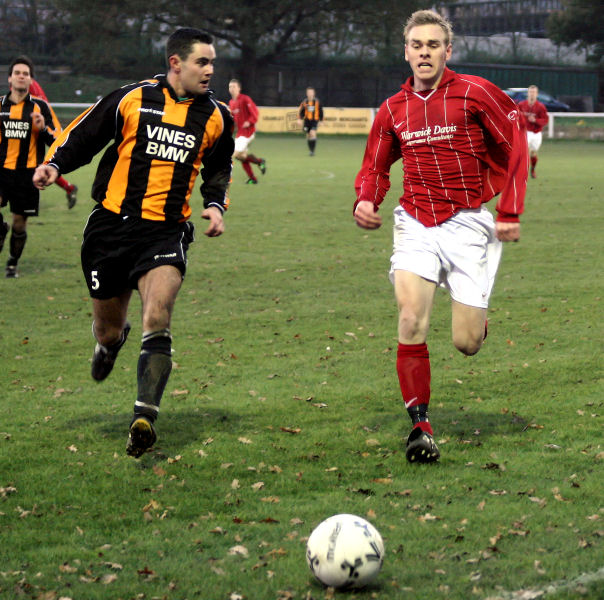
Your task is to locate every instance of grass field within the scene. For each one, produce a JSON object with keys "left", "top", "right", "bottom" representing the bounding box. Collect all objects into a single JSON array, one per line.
[{"left": 0, "top": 136, "right": 602, "bottom": 600}]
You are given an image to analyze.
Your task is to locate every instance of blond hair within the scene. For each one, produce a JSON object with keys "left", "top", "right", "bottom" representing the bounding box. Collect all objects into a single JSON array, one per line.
[{"left": 404, "top": 10, "right": 453, "bottom": 46}]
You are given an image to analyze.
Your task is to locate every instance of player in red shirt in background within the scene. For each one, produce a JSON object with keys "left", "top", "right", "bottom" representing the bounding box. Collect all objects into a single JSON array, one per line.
[
  {"left": 354, "top": 9, "right": 528, "bottom": 463},
  {"left": 28, "top": 79, "right": 78, "bottom": 206},
  {"left": 228, "top": 79, "right": 266, "bottom": 184},
  {"left": 517, "top": 85, "right": 549, "bottom": 178}
]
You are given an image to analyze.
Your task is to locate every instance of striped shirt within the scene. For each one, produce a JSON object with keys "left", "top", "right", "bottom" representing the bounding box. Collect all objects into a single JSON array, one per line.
[
  {"left": 298, "top": 98, "right": 323, "bottom": 122},
  {"left": 44, "top": 75, "right": 234, "bottom": 222},
  {"left": 517, "top": 99, "right": 548, "bottom": 134},
  {"left": 0, "top": 93, "right": 60, "bottom": 170},
  {"left": 355, "top": 68, "right": 528, "bottom": 226}
]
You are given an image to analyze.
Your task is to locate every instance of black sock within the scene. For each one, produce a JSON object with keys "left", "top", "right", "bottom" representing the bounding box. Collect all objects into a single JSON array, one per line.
[
  {"left": 309, "top": 139, "right": 316, "bottom": 152},
  {"left": 8, "top": 229, "right": 27, "bottom": 263},
  {"left": 134, "top": 329, "right": 172, "bottom": 423}
]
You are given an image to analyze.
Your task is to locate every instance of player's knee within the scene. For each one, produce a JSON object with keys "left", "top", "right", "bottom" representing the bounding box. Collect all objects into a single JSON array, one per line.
[
  {"left": 453, "top": 331, "right": 483, "bottom": 356},
  {"left": 398, "top": 307, "right": 426, "bottom": 341},
  {"left": 94, "top": 321, "right": 125, "bottom": 347}
]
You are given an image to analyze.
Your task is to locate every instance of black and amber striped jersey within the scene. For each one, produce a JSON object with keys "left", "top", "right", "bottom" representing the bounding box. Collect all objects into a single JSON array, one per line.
[
  {"left": 44, "top": 75, "right": 234, "bottom": 222},
  {"left": 0, "top": 93, "right": 60, "bottom": 170},
  {"left": 298, "top": 98, "right": 323, "bottom": 123}
]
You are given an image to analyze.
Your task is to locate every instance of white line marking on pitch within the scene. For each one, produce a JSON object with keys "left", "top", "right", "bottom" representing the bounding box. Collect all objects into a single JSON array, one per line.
[{"left": 485, "top": 566, "right": 604, "bottom": 599}]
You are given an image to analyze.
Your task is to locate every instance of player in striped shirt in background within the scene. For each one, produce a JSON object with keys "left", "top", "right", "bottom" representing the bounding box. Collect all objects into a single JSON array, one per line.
[
  {"left": 354, "top": 10, "right": 528, "bottom": 463},
  {"left": 298, "top": 86, "right": 324, "bottom": 156},
  {"left": 0, "top": 56, "right": 62, "bottom": 277}
]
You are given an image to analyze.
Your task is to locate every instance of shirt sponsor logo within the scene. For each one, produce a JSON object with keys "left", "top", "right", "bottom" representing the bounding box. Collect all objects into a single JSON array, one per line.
[
  {"left": 400, "top": 123, "right": 457, "bottom": 145},
  {"left": 145, "top": 124, "right": 196, "bottom": 163},
  {"left": 507, "top": 110, "right": 518, "bottom": 121},
  {"left": 3, "top": 120, "right": 30, "bottom": 138},
  {"left": 138, "top": 107, "right": 165, "bottom": 116}
]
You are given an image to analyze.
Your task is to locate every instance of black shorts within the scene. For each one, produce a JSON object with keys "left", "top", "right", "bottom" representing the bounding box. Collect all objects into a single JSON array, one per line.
[
  {"left": 81, "top": 206, "right": 195, "bottom": 299},
  {"left": 303, "top": 119, "right": 319, "bottom": 132},
  {"left": 0, "top": 168, "right": 39, "bottom": 216}
]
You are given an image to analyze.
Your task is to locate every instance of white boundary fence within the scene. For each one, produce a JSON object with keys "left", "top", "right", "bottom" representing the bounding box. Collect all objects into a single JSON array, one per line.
[
  {"left": 52, "top": 104, "right": 603, "bottom": 139},
  {"left": 547, "top": 112, "right": 604, "bottom": 139}
]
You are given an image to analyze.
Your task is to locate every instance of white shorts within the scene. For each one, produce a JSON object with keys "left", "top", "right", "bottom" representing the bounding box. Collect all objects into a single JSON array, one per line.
[
  {"left": 527, "top": 131, "right": 542, "bottom": 152},
  {"left": 234, "top": 134, "right": 255, "bottom": 154},
  {"left": 389, "top": 205, "right": 502, "bottom": 308}
]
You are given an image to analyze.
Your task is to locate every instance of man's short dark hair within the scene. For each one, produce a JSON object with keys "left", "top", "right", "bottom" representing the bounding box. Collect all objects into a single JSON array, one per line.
[
  {"left": 9, "top": 55, "right": 35, "bottom": 78},
  {"left": 166, "top": 28, "right": 213, "bottom": 66}
]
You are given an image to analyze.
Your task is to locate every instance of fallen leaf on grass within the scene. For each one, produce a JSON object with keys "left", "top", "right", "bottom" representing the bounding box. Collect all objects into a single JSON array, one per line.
[
  {"left": 170, "top": 389, "right": 189, "bottom": 396},
  {"left": 0, "top": 486, "right": 17, "bottom": 498},
  {"left": 261, "top": 496, "right": 280, "bottom": 503},
  {"left": 529, "top": 496, "right": 547, "bottom": 507},
  {"left": 231, "top": 479, "right": 240, "bottom": 490},
  {"left": 59, "top": 563, "right": 78, "bottom": 573},
  {"left": 509, "top": 528, "right": 530, "bottom": 536},
  {"left": 238, "top": 437, "right": 253, "bottom": 444},
  {"left": 142, "top": 499, "right": 160, "bottom": 512},
  {"left": 418, "top": 513, "right": 441, "bottom": 522},
  {"left": 280, "top": 427, "right": 301, "bottom": 434},
  {"left": 228, "top": 545, "right": 249, "bottom": 557},
  {"left": 372, "top": 478, "right": 392, "bottom": 485},
  {"left": 152, "top": 465, "right": 167, "bottom": 477},
  {"left": 210, "top": 527, "right": 226, "bottom": 535},
  {"left": 101, "top": 573, "right": 118, "bottom": 584},
  {"left": 251, "top": 482, "right": 265, "bottom": 491}
]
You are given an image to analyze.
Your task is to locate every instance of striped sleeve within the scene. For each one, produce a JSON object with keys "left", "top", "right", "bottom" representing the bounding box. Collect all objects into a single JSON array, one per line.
[
  {"left": 44, "top": 85, "right": 137, "bottom": 174},
  {"left": 354, "top": 100, "right": 401, "bottom": 214},
  {"left": 467, "top": 78, "right": 528, "bottom": 222}
]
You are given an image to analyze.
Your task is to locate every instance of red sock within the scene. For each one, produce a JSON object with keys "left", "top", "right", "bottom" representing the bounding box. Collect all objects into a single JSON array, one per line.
[
  {"left": 246, "top": 153, "right": 262, "bottom": 165},
  {"left": 55, "top": 176, "right": 73, "bottom": 192},
  {"left": 397, "top": 342, "right": 432, "bottom": 434},
  {"left": 530, "top": 156, "right": 538, "bottom": 169},
  {"left": 241, "top": 160, "right": 255, "bottom": 180}
]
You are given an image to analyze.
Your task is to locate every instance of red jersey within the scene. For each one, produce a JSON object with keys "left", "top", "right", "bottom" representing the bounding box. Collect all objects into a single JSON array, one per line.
[
  {"left": 355, "top": 68, "right": 528, "bottom": 226},
  {"left": 228, "top": 93, "right": 259, "bottom": 137},
  {"left": 29, "top": 79, "right": 48, "bottom": 101},
  {"left": 517, "top": 99, "right": 548, "bottom": 133}
]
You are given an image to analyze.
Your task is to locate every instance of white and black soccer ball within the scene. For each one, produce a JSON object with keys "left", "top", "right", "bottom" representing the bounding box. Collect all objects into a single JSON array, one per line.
[{"left": 306, "top": 513, "right": 385, "bottom": 589}]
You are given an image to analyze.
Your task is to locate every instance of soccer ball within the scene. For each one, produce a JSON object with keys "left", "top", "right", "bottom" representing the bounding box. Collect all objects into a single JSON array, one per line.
[{"left": 306, "top": 513, "right": 385, "bottom": 589}]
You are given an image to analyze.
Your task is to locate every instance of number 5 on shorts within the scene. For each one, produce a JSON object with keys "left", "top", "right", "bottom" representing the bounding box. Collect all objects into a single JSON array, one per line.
[{"left": 91, "top": 270, "right": 100, "bottom": 291}]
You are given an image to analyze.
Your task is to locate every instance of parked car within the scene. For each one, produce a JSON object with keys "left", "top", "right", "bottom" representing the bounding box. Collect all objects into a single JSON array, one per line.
[{"left": 504, "top": 88, "right": 571, "bottom": 112}]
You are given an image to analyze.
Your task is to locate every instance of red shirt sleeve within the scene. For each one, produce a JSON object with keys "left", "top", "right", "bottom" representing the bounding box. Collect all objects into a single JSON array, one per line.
[
  {"left": 474, "top": 81, "right": 528, "bottom": 222},
  {"left": 354, "top": 102, "right": 401, "bottom": 214},
  {"left": 30, "top": 79, "right": 48, "bottom": 101},
  {"left": 244, "top": 96, "right": 259, "bottom": 125}
]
